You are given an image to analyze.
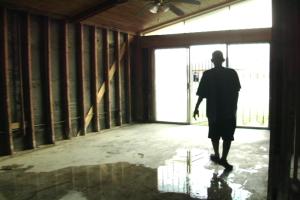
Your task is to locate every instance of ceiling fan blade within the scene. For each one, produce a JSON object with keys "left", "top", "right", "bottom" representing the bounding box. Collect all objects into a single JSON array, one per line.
[
  {"left": 171, "top": 0, "right": 201, "bottom": 5},
  {"left": 169, "top": 3, "right": 185, "bottom": 16}
]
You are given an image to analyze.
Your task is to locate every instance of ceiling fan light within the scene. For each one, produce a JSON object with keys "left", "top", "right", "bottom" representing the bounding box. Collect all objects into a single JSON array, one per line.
[{"left": 149, "top": 5, "right": 159, "bottom": 13}]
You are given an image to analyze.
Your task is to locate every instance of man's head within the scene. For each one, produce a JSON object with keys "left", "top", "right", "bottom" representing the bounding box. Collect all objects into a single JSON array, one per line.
[{"left": 211, "top": 50, "right": 225, "bottom": 67}]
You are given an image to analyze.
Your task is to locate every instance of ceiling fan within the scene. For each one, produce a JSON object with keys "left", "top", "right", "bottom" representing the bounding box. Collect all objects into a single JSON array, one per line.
[{"left": 144, "top": 0, "right": 201, "bottom": 16}]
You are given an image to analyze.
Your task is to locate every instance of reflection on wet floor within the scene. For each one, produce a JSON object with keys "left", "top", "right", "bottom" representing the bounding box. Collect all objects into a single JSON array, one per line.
[
  {"left": 0, "top": 149, "right": 266, "bottom": 200},
  {"left": 158, "top": 149, "right": 252, "bottom": 200}
]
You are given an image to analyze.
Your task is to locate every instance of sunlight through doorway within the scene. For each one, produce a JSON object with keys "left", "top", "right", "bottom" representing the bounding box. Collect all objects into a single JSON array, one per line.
[
  {"left": 155, "top": 48, "right": 189, "bottom": 123},
  {"left": 155, "top": 44, "right": 270, "bottom": 128}
]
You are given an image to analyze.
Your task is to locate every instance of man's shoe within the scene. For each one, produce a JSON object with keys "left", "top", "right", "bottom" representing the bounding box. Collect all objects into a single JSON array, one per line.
[{"left": 219, "top": 159, "right": 233, "bottom": 171}]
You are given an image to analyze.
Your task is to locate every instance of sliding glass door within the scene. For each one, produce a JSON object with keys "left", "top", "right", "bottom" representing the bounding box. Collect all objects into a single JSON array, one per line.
[
  {"left": 189, "top": 43, "right": 270, "bottom": 128},
  {"left": 228, "top": 43, "right": 270, "bottom": 127},
  {"left": 154, "top": 44, "right": 270, "bottom": 128}
]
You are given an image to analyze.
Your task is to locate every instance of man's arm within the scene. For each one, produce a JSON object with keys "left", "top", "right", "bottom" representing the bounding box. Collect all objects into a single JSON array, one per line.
[
  {"left": 193, "top": 96, "right": 203, "bottom": 120},
  {"left": 194, "top": 71, "right": 207, "bottom": 120}
]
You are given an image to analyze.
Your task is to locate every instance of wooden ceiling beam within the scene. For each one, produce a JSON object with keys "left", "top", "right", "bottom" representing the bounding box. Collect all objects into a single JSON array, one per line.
[
  {"left": 69, "top": 0, "right": 128, "bottom": 23},
  {"left": 140, "top": 28, "right": 272, "bottom": 48}
]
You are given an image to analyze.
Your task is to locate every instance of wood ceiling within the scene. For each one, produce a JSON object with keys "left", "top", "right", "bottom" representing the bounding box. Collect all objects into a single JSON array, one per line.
[{"left": 1, "top": 0, "right": 242, "bottom": 34}]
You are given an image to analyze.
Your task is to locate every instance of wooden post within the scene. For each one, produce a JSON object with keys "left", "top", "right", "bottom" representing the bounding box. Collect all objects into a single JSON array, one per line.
[
  {"left": 43, "top": 17, "right": 55, "bottom": 144},
  {"left": 77, "top": 24, "right": 86, "bottom": 135},
  {"left": 148, "top": 48, "right": 155, "bottom": 121},
  {"left": 103, "top": 29, "right": 111, "bottom": 128},
  {"left": 295, "top": 64, "right": 300, "bottom": 180},
  {"left": 62, "top": 21, "right": 71, "bottom": 139},
  {"left": 115, "top": 31, "right": 122, "bottom": 126},
  {"left": 136, "top": 37, "right": 145, "bottom": 121},
  {"left": 0, "top": 8, "right": 14, "bottom": 155},
  {"left": 125, "top": 34, "right": 132, "bottom": 123},
  {"left": 16, "top": 16, "right": 27, "bottom": 137},
  {"left": 91, "top": 26, "right": 100, "bottom": 132},
  {"left": 23, "top": 14, "right": 36, "bottom": 149}
]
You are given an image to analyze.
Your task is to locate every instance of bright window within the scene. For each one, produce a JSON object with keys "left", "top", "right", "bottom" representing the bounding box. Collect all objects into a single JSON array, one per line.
[
  {"left": 228, "top": 0, "right": 272, "bottom": 30},
  {"left": 185, "top": 7, "right": 229, "bottom": 33},
  {"left": 145, "top": 0, "right": 272, "bottom": 36}
]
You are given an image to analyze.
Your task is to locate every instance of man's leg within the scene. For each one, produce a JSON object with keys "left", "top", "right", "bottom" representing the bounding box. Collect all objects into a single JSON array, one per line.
[
  {"left": 210, "top": 139, "right": 220, "bottom": 163},
  {"left": 220, "top": 140, "right": 233, "bottom": 170},
  {"left": 211, "top": 139, "right": 220, "bottom": 158},
  {"left": 221, "top": 140, "right": 231, "bottom": 161},
  {"left": 208, "top": 119, "right": 221, "bottom": 162},
  {"left": 219, "top": 118, "right": 235, "bottom": 171}
]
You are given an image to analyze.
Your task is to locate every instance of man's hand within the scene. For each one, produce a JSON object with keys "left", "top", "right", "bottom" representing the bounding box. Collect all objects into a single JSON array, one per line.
[
  {"left": 193, "top": 109, "right": 199, "bottom": 120},
  {"left": 193, "top": 97, "right": 202, "bottom": 120}
]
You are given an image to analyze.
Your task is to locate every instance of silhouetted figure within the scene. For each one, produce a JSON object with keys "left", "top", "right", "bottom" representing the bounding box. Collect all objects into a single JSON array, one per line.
[{"left": 193, "top": 50, "right": 241, "bottom": 171}]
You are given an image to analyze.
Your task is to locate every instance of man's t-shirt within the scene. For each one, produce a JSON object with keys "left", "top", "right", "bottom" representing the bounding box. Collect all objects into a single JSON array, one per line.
[{"left": 196, "top": 67, "right": 241, "bottom": 121}]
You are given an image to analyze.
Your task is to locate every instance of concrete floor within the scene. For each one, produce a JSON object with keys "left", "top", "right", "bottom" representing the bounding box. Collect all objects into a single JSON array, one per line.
[{"left": 0, "top": 123, "right": 269, "bottom": 200}]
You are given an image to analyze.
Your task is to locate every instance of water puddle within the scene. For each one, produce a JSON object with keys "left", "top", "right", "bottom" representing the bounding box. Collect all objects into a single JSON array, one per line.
[{"left": 0, "top": 148, "right": 266, "bottom": 200}]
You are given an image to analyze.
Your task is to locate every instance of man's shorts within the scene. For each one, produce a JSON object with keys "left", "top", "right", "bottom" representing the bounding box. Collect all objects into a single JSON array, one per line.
[{"left": 208, "top": 117, "right": 236, "bottom": 141}]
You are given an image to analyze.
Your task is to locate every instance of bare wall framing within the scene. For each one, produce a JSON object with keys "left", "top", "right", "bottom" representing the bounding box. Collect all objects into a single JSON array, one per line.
[{"left": 0, "top": 8, "right": 133, "bottom": 155}]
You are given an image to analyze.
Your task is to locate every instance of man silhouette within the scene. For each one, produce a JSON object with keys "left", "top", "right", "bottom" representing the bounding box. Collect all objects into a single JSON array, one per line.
[{"left": 193, "top": 50, "right": 241, "bottom": 171}]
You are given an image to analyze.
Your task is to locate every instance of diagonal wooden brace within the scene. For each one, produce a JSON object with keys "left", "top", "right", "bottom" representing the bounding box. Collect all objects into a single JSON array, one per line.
[{"left": 83, "top": 43, "right": 126, "bottom": 131}]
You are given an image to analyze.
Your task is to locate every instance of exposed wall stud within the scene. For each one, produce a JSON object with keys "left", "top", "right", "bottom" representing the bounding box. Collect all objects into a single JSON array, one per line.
[
  {"left": 125, "top": 34, "right": 132, "bottom": 123},
  {"left": 115, "top": 31, "right": 122, "bottom": 126},
  {"left": 103, "top": 29, "right": 111, "bottom": 128},
  {"left": 62, "top": 21, "right": 72, "bottom": 139},
  {"left": 91, "top": 26, "right": 100, "bottom": 131},
  {"left": 135, "top": 37, "right": 144, "bottom": 121},
  {"left": 23, "top": 13, "right": 36, "bottom": 148},
  {"left": 77, "top": 24, "right": 86, "bottom": 135},
  {"left": 0, "top": 8, "right": 14, "bottom": 155},
  {"left": 17, "top": 19, "right": 26, "bottom": 137},
  {"left": 148, "top": 48, "right": 155, "bottom": 121},
  {"left": 43, "top": 16, "right": 55, "bottom": 144}
]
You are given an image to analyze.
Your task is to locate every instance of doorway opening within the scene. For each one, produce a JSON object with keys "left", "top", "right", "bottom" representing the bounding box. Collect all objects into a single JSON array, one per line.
[{"left": 154, "top": 48, "right": 189, "bottom": 123}]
